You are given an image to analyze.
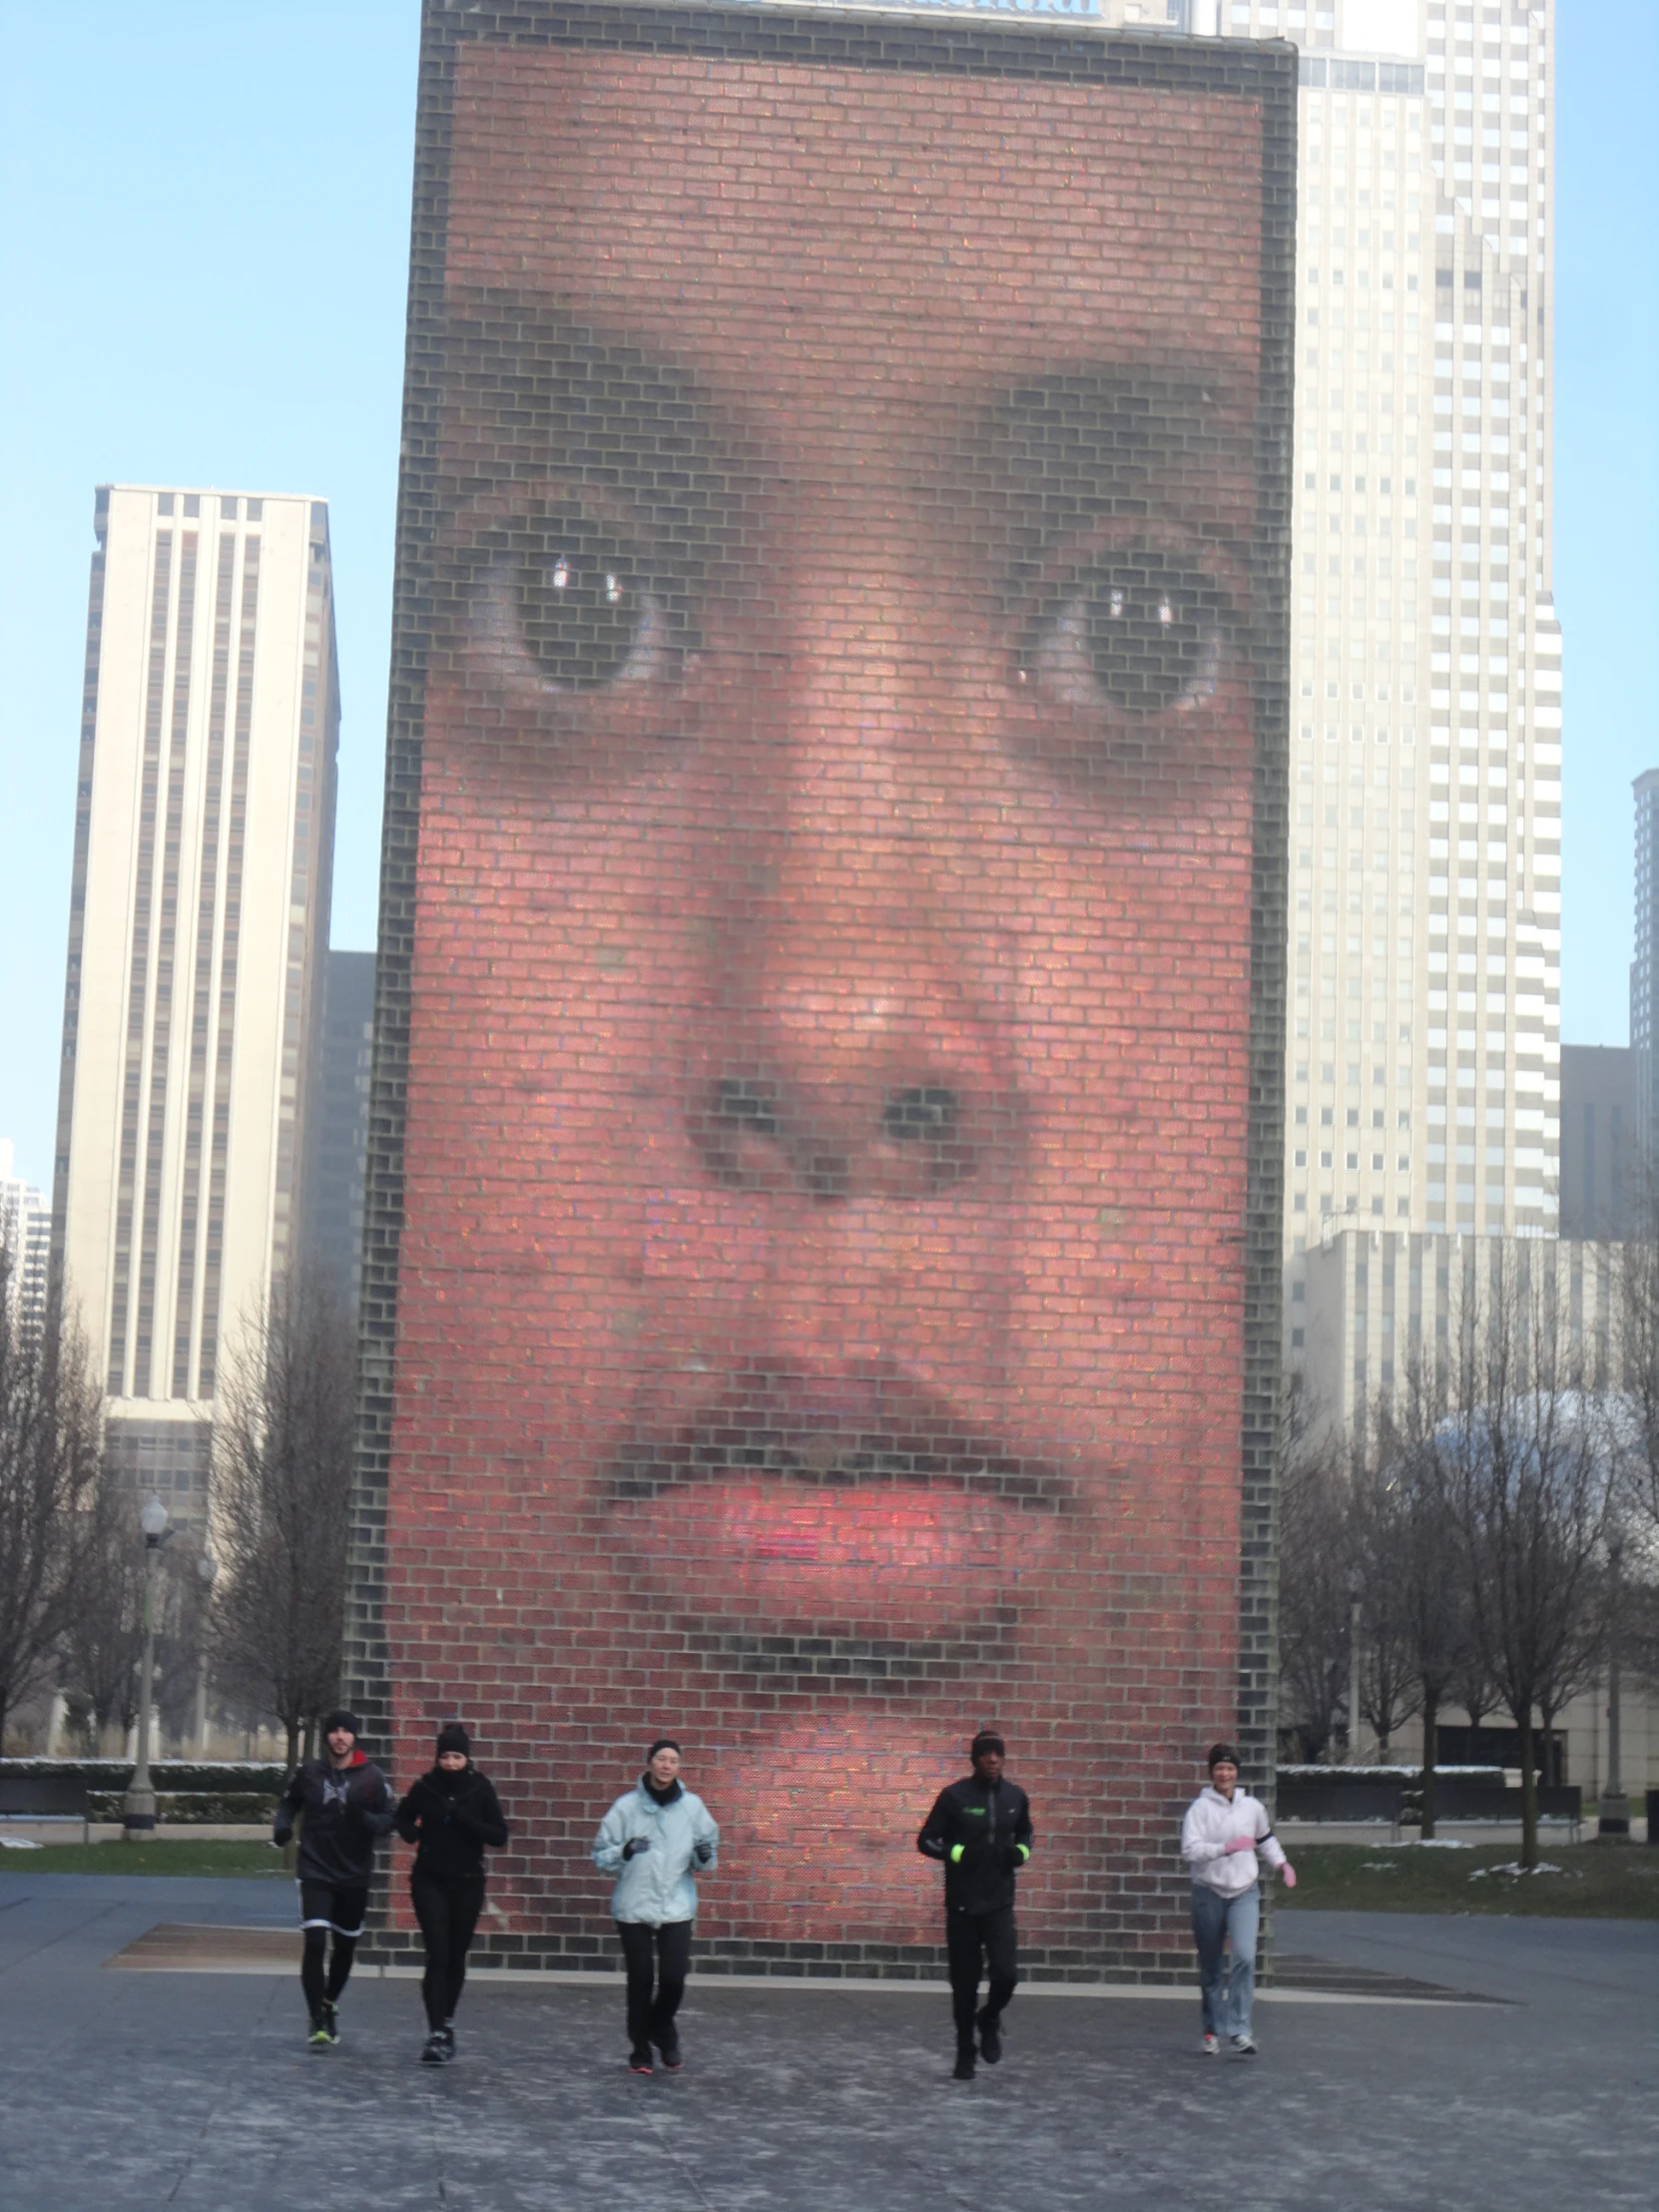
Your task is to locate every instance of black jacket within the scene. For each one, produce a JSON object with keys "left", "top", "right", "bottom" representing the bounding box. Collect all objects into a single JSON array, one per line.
[
  {"left": 395, "top": 1766, "right": 509, "bottom": 1882},
  {"left": 274, "top": 1753, "right": 397, "bottom": 1888},
  {"left": 917, "top": 1775, "right": 1034, "bottom": 1916}
]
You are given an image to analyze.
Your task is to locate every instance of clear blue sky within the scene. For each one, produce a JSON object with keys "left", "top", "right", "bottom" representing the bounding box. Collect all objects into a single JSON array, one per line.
[{"left": 1, "top": 2, "right": 1655, "bottom": 1192}]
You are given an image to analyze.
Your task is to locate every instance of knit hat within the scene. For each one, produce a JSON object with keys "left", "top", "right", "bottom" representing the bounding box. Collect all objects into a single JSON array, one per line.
[
  {"left": 647, "top": 1737, "right": 682, "bottom": 1762},
  {"left": 436, "top": 1722, "right": 471, "bottom": 1760},
  {"left": 322, "top": 1710, "right": 360, "bottom": 1742},
  {"left": 970, "top": 1731, "right": 1005, "bottom": 1761},
  {"left": 1207, "top": 1743, "right": 1242, "bottom": 1772}
]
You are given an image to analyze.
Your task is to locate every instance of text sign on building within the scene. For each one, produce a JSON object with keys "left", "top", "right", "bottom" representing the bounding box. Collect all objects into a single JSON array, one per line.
[{"left": 356, "top": 0, "right": 1294, "bottom": 1976}]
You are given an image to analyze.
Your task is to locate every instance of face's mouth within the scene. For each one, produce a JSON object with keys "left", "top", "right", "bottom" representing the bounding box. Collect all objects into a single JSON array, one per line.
[{"left": 602, "top": 1365, "right": 1073, "bottom": 1646}]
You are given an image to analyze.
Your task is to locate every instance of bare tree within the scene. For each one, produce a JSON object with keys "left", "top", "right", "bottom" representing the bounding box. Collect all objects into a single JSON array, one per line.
[
  {"left": 1349, "top": 1445, "right": 1420, "bottom": 1761},
  {"left": 1277, "top": 1382, "right": 1355, "bottom": 1762},
  {"left": 1425, "top": 1246, "right": 1612, "bottom": 1867},
  {"left": 0, "top": 1240, "right": 103, "bottom": 1750},
  {"left": 210, "top": 1268, "right": 355, "bottom": 1769},
  {"left": 58, "top": 1460, "right": 146, "bottom": 1750}
]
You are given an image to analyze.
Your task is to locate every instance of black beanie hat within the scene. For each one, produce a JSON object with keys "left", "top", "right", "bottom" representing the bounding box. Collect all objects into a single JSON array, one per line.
[
  {"left": 971, "top": 1731, "right": 1005, "bottom": 1760},
  {"left": 322, "top": 1710, "right": 360, "bottom": 1742},
  {"left": 1207, "top": 1742, "right": 1242, "bottom": 1773},
  {"left": 436, "top": 1723, "right": 471, "bottom": 1760},
  {"left": 647, "top": 1737, "right": 682, "bottom": 1762}
]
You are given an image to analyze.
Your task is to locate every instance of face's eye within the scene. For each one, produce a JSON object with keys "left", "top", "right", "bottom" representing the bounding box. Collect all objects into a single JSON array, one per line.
[
  {"left": 1018, "top": 552, "right": 1231, "bottom": 715},
  {"left": 501, "top": 513, "right": 684, "bottom": 691}
]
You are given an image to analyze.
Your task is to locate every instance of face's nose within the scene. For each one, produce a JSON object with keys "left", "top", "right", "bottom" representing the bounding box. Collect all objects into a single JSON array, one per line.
[{"left": 685, "top": 519, "right": 1024, "bottom": 1206}]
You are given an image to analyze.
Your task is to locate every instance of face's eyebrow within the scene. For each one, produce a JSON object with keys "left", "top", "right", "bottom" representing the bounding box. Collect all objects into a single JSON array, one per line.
[
  {"left": 973, "top": 369, "right": 1256, "bottom": 562},
  {"left": 442, "top": 292, "right": 742, "bottom": 537}
]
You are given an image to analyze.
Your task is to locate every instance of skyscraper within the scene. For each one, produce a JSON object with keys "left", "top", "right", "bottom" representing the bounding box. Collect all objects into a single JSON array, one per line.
[
  {"left": 51, "top": 485, "right": 339, "bottom": 1516},
  {"left": 0, "top": 1139, "right": 52, "bottom": 1350},
  {"left": 301, "top": 948, "right": 374, "bottom": 1307},
  {"left": 1073, "top": 0, "right": 1559, "bottom": 1398},
  {"left": 1631, "top": 769, "right": 1659, "bottom": 1172}
]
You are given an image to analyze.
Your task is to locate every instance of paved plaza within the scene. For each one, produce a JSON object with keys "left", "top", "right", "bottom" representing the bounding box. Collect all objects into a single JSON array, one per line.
[{"left": 2, "top": 1873, "right": 1654, "bottom": 2211}]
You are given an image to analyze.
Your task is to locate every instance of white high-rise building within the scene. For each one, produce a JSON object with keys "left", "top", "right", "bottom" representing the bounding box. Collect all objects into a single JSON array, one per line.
[
  {"left": 0, "top": 1138, "right": 52, "bottom": 1349},
  {"left": 50, "top": 486, "right": 339, "bottom": 1517},
  {"left": 1004, "top": 2, "right": 1562, "bottom": 1398}
]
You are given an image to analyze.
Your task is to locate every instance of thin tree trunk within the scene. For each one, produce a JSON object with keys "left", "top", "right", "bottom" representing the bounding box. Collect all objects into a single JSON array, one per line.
[
  {"left": 285, "top": 1716, "right": 300, "bottom": 1773},
  {"left": 1420, "top": 1688, "right": 1438, "bottom": 1840},
  {"left": 1518, "top": 1706, "right": 1538, "bottom": 1870}
]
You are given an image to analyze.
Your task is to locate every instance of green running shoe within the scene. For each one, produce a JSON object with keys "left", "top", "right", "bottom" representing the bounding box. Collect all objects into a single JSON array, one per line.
[{"left": 308, "top": 2009, "right": 332, "bottom": 2048}]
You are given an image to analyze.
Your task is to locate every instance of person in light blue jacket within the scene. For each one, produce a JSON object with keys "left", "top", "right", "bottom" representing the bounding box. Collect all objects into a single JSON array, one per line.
[{"left": 592, "top": 1738, "right": 720, "bottom": 2074}]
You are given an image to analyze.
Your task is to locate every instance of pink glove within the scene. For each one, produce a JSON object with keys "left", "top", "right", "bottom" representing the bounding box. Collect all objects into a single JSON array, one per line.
[
  {"left": 1281, "top": 1864, "right": 1298, "bottom": 1890},
  {"left": 1224, "top": 1836, "right": 1256, "bottom": 1855}
]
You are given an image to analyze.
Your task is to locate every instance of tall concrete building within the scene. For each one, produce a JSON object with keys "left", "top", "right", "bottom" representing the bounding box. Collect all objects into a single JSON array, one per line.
[
  {"left": 1631, "top": 769, "right": 1659, "bottom": 1170},
  {"left": 1558, "top": 1044, "right": 1633, "bottom": 1241},
  {"left": 0, "top": 1139, "right": 52, "bottom": 1349},
  {"left": 51, "top": 485, "right": 339, "bottom": 1516},
  {"left": 301, "top": 948, "right": 374, "bottom": 1307}
]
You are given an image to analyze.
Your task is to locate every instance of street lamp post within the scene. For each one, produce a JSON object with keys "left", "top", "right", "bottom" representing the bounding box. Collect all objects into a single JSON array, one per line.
[
  {"left": 122, "top": 1494, "right": 170, "bottom": 1838},
  {"left": 1598, "top": 1533, "right": 1630, "bottom": 1842}
]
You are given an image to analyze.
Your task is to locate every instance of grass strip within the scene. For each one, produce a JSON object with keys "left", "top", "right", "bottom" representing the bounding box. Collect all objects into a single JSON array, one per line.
[
  {"left": 1288, "top": 1840, "right": 1659, "bottom": 1918},
  {"left": 0, "top": 1840, "right": 285, "bottom": 1878}
]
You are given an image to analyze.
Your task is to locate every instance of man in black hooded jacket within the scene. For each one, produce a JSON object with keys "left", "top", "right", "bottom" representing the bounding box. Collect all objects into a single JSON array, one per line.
[
  {"left": 273, "top": 1709, "right": 397, "bottom": 2047},
  {"left": 917, "top": 1731, "right": 1034, "bottom": 2079}
]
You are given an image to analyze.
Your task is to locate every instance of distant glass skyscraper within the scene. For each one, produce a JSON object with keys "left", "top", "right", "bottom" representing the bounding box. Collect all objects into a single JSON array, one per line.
[
  {"left": 51, "top": 485, "right": 339, "bottom": 1516},
  {"left": 302, "top": 948, "right": 374, "bottom": 1307}
]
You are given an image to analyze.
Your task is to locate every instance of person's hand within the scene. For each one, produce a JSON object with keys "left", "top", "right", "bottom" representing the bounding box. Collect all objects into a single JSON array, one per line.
[
  {"left": 1224, "top": 1835, "right": 1256, "bottom": 1855},
  {"left": 621, "top": 1837, "right": 650, "bottom": 1860},
  {"left": 998, "top": 1844, "right": 1026, "bottom": 1873},
  {"left": 272, "top": 1826, "right": 292, "bottom": 1850},
  {"left": 1281, "top": 1863, "right": 1297, "bottom": 1890},
  {"left": 694, "top": 1841, "right": 714, "bottom": 1866}
]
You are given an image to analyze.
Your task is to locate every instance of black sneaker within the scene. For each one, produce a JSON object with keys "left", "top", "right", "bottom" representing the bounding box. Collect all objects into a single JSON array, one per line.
[
  {"left": 975, "top": 2008, "right": 1003, "bottom": 2066},
  {"left": 440, "top": 2021, "right": 456, "bottom": 2056},
  {"left": 629, "top": 2048, "right": 655, "bottom": 2075},
  {"left": 320, "top": 1998, "right": 339, "bottom": 2045},
  {"left": 952, "top": 2049, "right": 976, "bottom": 2081},
  {"left": 656, "top": 2039, "right": 684, "bottom": 2073},
  {"left": 420, "top": 2031, "right": 448, "bottom": 2064}
]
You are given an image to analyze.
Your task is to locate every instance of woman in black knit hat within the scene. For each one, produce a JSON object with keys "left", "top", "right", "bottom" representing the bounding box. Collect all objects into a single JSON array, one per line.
[{"left": 394, "top": 1723, "right": 510, "bottom": 2063}]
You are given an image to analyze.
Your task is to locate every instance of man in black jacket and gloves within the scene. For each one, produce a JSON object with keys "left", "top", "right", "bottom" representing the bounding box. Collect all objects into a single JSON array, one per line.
[
  {"left": 395, "top": 1722, "right": 510, "bottom": 2063},
  {"left": 917, "top": 1730, "right": 1034, "bottom": 2079},
  {"left": 273, "top": 1709, "right": 397, "bottom": 2047}
]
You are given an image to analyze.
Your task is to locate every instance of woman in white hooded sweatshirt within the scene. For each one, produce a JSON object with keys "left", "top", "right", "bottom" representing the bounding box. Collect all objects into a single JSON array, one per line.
[{"left": 1180, "top": 1742, "right": 1296, "bottom": 2056}]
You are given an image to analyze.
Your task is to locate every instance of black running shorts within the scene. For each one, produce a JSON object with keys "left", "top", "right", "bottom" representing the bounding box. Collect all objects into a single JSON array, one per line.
[{"left": 298, "top": 1881, "right": 369, "bottom": 1937}]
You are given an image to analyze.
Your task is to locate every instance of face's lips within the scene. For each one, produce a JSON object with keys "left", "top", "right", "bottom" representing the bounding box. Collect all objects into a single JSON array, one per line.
[
  {"left": 601, "top": 1364, "right": 1072, "bottom": 1512},
  {"left": 602, "top": 1365, "right": 1073, "bottom": 1643}
]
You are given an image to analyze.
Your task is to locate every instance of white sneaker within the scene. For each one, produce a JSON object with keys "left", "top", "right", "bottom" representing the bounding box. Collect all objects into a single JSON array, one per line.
[
  {"left": 1203, "top": 2032, "right": 1221, "bottom": 2055},
  {"left": 1231, "top": 2033, "right": 1258, "bottom": 2056}
]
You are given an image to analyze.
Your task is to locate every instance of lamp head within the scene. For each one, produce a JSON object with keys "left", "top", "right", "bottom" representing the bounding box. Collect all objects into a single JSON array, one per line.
[{"left": 140, "top": 1495, "right": 169, "bottom": 1541}]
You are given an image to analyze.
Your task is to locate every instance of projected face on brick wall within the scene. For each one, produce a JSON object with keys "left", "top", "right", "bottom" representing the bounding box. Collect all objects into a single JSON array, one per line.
[{"left": 386, "top": 22, "right": 1284, "bottom": 1963}]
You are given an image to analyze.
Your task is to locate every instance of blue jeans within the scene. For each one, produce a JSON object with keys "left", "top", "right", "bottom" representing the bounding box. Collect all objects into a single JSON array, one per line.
[{"left": 1190, "top": 1881, "right": 1260, "bottom": 2039}]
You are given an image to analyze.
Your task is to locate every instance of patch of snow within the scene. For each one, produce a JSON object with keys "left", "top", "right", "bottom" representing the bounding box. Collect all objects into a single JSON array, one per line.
[
  {"left": 1468, "top": 1861, "right": 1567, "bottom": 1881},
  {"left": 0, "top": 1836, "right": 43, "bottom": 1851}
]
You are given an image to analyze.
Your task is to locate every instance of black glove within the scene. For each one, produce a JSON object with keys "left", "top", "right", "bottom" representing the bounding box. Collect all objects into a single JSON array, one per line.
[
  {"left": 273, "top": 1824, "right": 293, "bottom": 1849},
  {"left": 622, "top": 1837, "right": 651, "bottom": 1860},
  {"left": 694, "top": 1842, "right": 714, "bottom": 1866},
  {"left": 998, "top": 1843, "right": 1026, "bottom": 1874}
]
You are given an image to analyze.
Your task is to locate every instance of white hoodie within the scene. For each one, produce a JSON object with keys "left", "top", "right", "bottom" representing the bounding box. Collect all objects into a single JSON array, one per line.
[{"left": 1180, "top": 1784, "right": 1288, "bottom": 1898}]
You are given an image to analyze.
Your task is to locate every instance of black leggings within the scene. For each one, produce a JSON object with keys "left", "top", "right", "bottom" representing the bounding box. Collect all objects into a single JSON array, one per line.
[
  {"left": 411, "top": 1872, "right": 487, "bottom": 2031},
  {"left": 616, "top": 1920, "right": 693, "bottom": 2055},
  {"left": 298, "top": 1883, "right": 368, "bottom": 2015},
  {"left": 945, "top": 1906, "right": 1018, "bottom": 2052}
]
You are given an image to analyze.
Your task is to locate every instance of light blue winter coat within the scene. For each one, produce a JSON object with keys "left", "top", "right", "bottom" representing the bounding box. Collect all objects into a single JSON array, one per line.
[{"left": 592, "top": 1779, "right": 721, "bottom": 1927}]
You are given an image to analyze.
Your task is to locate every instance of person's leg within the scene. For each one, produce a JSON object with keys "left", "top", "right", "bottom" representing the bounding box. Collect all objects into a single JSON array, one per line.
[
  {"left": 298, "top": 1883, "right": 331, "bottom": 2025},
  {"left": 411, "top": 1873, "right": 453, "bottom": 2033},
  {"left": 648, "top": 1921, "right": 693, "bottom": 2056},
  {"left": 975, "top": 1907, "right": 1017, "bottom": 2059},
  {"left": 443, "top": 1879, "right": 486, "bottom": 2024},
  {"left": 615, "top": 1921, "right": 656, "bottom": 2059},
  {"left": 1224, "top": 1886, "right": 1260, "bottom": 2043},
  {"left": 324, "top": 1887, "right": 369, "bottom": 2003},
  {"left": 944, "top": 1912, "right": 984, "bottom": 2066},
  {"left": 1190, "top": 1883, "right": 1228, "bottom": 2040}
]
